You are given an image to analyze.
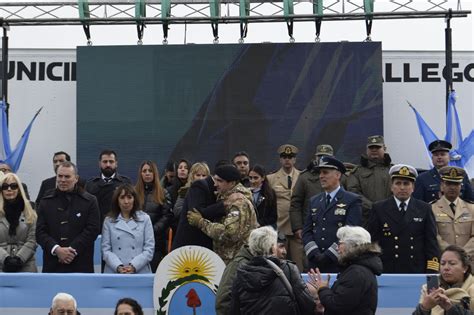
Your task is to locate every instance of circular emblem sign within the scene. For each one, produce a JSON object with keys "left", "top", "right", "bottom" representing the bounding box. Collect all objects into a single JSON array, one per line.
[{"left": 154, "top": 246, "right": 226, "bottom": 315}]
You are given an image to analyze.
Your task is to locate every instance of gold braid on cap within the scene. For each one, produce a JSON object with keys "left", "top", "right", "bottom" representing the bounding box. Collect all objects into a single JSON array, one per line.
[{"left": 399, "top": 167, "right": 410, "bottom": 176}]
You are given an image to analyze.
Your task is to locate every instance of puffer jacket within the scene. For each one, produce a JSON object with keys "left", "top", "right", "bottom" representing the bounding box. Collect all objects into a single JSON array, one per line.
[
  {"left": 230, "top": 256, "right": 316, "bottom": 315},
  {"left": 143, "top": 186, "right": 173, "bottom": 241},
  {"left": 318, "top": 243, "right": 383, "bottom": 315}
]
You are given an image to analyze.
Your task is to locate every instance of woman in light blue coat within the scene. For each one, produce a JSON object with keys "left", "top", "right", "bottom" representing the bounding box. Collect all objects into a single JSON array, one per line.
[{"left": 102, "top": 184, "right": 154, "bottom": 274}]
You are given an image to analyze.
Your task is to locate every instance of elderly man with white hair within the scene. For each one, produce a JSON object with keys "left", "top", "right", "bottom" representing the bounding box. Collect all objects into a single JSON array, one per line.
[
  {"left": 308, "top": 226, "right": 382, "bottom": 315},
  {"left": 230, "top": 226, "right": 316, "bottom": 314},
  {"left": 49, "top": 292, "right": 79, "bottom": 315}
]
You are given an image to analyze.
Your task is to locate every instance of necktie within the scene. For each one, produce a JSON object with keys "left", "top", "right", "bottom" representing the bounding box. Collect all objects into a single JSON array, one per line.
[
  {"left": 326, "top": 194, "right": 331, "bottom": 206},
  {"left": 450, "top": 203, "right": 456, "bottom": 215},
  {"left": 287, "top": 176, "right": 292, "bottom": 189},
  {"left": 399, "top": 202, "right": 406, "bottom": 213},
  {"left": 104, "top": 177, "right": 112, "bottom": 183}
]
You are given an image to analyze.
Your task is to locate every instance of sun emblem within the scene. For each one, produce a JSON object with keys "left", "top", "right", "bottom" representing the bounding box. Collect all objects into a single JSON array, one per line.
[
  {"left": 399, "top": 167, "right": 410, "bottom": 176},
  {"left": 168, "top": 248, "right": 216, "bottom": 283}
]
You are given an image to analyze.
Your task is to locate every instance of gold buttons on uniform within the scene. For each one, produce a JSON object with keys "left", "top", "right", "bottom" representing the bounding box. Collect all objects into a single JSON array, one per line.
[
  {"left": 322, "top": 228, "right": 326, "bottom": 231},
  {"left": 410, "top": 255, "right": 414, "bottom": 259},
  {"left": 410, "top": 237, "right": 413, "bottom": 240},
  {"left": 395, "top": 245, "right": 399, "bottom": 249},
  {"left": 394, "top": 236, "right": 398, "bottom": 240},
  {"left": 395, "top": 254, "right": 399, "bottom": 258},
  {"left": 410, "top": 246, "right": 414, "bottom": 249}
]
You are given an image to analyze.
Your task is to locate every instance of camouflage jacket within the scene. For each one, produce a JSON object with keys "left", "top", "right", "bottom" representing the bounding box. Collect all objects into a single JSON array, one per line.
[{"left": 197, "top": 183, "right": 258, "bottom": 264}]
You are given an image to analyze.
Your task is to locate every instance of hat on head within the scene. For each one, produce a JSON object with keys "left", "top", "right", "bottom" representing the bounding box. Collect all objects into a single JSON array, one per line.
[
  {"left": 428, "top": 140, "right": 452, "bottom": 153},
  {"left": 389, "top": 164, "right": 418, "bottom": 181},
  {"left": 315, "top": 144, "right": 334, "bottom": 157},
  {"left": 214, "top": 165, "right": 241, "bottom": 182},
  {"left": 278, "top": 144, "right": 299, "bottom": 157},
  {"left": 316, "top": 156, "right": 346, "bottom": 174},
  {"left": 439, "top": 166, "right": 465, "bottom": 183},
  {"left": 367, "top": 135, "right": 384, "bottom": 148},
  {"left": 277, "top": 231, "right": 286, "bottom": 244}
]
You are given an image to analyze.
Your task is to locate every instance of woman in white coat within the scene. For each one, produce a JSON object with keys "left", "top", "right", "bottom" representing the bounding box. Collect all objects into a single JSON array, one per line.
[{"left": 102, "top": 184, "right": 154, "bottom": 274}]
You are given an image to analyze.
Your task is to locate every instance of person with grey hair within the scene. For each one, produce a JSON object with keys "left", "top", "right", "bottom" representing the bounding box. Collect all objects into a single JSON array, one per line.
[
  {"left": 49, "top": 292, "right": 80, "bottom": 315},
  {"left": 230, "top": 226, "right": 316, "bottom": 314},
  {"left": 307, "top": 225, "right": 382, "bottom": 315}
]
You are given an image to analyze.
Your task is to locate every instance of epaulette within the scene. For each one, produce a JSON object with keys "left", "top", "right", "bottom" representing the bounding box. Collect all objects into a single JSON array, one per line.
[
  {"left": 349, "top": 165, "right": 360, "bottom": 174},
  {"left": 429, "top": 198, "right": 440, "bottom": 204}
]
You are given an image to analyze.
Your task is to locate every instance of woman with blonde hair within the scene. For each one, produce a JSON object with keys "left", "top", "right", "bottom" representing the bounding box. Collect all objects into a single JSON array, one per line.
[
  {"left": 173, "top": 162, "right": 210, "bottom": 219},
  {"left": 0, "top": 172, "right": 37, "bottom": 272},
  {"left": 135, "top": 161, "right": 172, "bottom": 271}
]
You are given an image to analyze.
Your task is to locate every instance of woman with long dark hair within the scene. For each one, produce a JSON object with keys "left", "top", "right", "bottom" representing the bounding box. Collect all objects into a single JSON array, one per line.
[
  {"left": 168, "top": 159, "right": 191, "bottom": 205},
  {"left": 413, "top": 245, "right": 474, "bottom": 315},
  {"left": 102, "top": 184, "right": 154, "bottom": 274},
  {"left": 249, "top": 164, "right": 277, "bottom": 228},
  {"left": 0, "top": 173, "right": 37, "bottom": 272},
  {"left": 135, "top": 161, "right": 173, "bottom": 271}
]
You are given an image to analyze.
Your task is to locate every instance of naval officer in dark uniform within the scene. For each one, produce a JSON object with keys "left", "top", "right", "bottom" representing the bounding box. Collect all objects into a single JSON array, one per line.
[
  {"left": 368, "top": 164, "right": 440, "bottom": 273},
  {"left": 413, "top": 140, "right": 473, "bottom": 203},
  {"left": 302, "top": 156, "right": 362, "bottom": 273}
]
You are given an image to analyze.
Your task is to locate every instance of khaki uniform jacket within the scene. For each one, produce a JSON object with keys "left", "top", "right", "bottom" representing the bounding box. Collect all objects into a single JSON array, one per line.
[
  {"left": 432, "top": 196, "right": 474, "bottom": 267},
  {"left": 267, "top": 167, "right": 300, "bottom": 235}
]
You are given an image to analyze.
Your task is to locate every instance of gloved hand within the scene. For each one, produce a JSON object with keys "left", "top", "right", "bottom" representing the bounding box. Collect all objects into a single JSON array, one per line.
[
  {"left": 187, "top": 209, "right": 203, "bottom": 227},
  {"left": 3, "top": 256, "right": 23, "bottom": 272},
  {"left": 313, "top": 253, "right": 331, "bottom": 266}
]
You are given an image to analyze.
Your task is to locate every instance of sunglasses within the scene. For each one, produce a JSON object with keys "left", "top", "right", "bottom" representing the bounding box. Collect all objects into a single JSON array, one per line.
[{"left": 2, "top": 183, "right": 19, "bottom": 190}]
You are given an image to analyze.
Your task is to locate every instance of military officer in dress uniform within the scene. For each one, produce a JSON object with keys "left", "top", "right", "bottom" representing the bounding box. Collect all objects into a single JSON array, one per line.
[
  {"left": 302, "top": 156, "right": 362, "bottom": 273},
  {"left": 368, "top": 164, "right": 440, "bottom": 273},
  {"left": 414, "top": 140, "right": 473, "bottom": 203},
  {"left": 267, "top": 144, "right": 303, "bottom": 270},
  {"left": 432, "top": 166, "right": 474, "bottom": 271}
]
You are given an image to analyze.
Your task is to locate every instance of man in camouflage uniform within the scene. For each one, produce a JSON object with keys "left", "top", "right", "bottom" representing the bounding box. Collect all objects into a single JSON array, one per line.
[
  {"left": 187, "top": 165, "right": 257, "bottom": 264},
  {"left": 347, "top": 135, "right": 393, "bottom": 227}
]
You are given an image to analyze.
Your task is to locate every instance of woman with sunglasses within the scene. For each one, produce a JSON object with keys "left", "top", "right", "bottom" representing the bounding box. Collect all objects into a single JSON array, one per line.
[{"left": 0, "top": 173, "right": 37, "bottom": 272}]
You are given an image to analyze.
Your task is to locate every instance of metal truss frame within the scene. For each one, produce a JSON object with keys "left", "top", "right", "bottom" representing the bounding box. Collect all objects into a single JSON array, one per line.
[{"left": 0, "top": 1, "right": 469, "bottom": 26}]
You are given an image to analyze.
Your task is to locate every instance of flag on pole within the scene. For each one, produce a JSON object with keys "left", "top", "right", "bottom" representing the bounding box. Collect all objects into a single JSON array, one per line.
[{"left": 5, "top": 107, "right": 43, "bottom": 172}]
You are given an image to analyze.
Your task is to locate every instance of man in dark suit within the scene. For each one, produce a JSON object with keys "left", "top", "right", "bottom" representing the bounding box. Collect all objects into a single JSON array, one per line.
[
  {"left": 368, "top": 164, "right": 440, "bottom": 273},
  {"left": 171, "top": 175, "right": 226, "bottom": 250},
  {"left": 303, "top": 156, "right": 362, "bottom": 273},
  {"left": 36, "top": 161, "right": 101, "bottom": 273},
  {"left": 85, "top": 149, "right": 131, "bottom": 225},
  {"left": 36, "top": 151, "right": 86, "bottom": 207},
  {"left": 414, "top": 140, "right": 473, "bottom": 203}
]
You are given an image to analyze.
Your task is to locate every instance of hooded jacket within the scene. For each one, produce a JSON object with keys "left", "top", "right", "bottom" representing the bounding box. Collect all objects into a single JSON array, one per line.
[
  {"left": 230, "top": 256, "right": 316, "bottom": 315},
  {"left": 318, "top": 243, "right": 383, "bottom": 315}
]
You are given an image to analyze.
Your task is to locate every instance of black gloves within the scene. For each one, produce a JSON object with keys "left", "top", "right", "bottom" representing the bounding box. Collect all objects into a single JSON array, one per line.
[
  {"left": 3, "top": 256, "right": 23, "bottom": 272},
  {"left": 313, "top": 253, "right": 331, "bottom": 266}
]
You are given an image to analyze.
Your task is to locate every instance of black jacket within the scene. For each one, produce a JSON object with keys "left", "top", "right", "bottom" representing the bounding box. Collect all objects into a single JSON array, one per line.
[
  {"left": 36, "top": 188, "right": 101, "bottom": 273},
  {"left": 230, "top": 256, "right": 316, "bottom": 315},
  {"left": 368, "top": 197, "right": 440, "bottom": 273},
  {"left": 253, "top": 187, "right": 277, "bottom": 228},
  {"left": 171, "top": 176, "right": 225, "bottom": 250},
  {"left": 143, "top": 185, "right": 173, "bottom": 241},
  {"left": 85, "top": 173, "right": 131, "bottom": 225},
  {"left": 319, "top": 243, "right": 383, "bottom": 315},
  {"left": 36, "top": 176, "right": 86, "bottom": 208}
]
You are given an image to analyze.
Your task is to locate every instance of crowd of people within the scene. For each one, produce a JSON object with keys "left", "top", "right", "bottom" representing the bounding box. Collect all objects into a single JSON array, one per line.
[{"left": 0, "top": 135, "right": 474, "bottom": 314}]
